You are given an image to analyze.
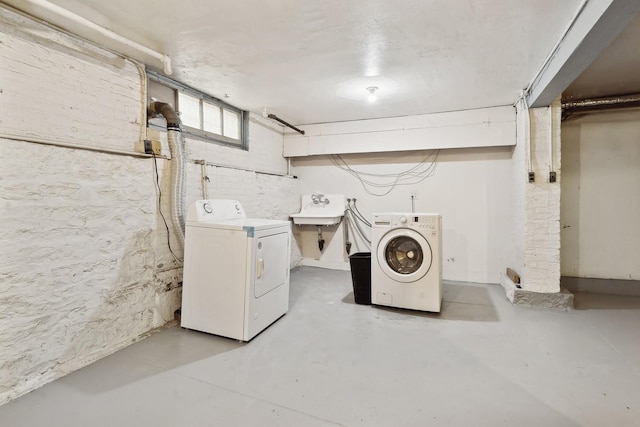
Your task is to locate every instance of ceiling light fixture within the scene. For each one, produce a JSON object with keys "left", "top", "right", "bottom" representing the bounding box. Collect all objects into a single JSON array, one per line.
[{"left": 367, "top": 86, "right": 379, "bottom": 103}]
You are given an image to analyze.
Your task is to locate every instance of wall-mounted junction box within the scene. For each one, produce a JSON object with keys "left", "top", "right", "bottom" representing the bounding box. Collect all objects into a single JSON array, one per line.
[
  {"left": 135, "top": 128, "right": 162, "bottom": 155},
  {"left": 528, "top": 171, "right": 535, "bottom": 183}
]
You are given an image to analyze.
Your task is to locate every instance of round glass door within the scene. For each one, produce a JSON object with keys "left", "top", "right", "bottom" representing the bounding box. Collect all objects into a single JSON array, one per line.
[
  {"left": 385, "top": 236, "right": 424, "bottom": 274},
  {"left": 377, "top": 229, "right": 432, "bottom": 283}
]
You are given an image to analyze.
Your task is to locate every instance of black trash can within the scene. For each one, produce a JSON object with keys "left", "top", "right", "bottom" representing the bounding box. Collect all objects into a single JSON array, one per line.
[{"left": 349, "top": 252, "right": 371, "bottom": 305}]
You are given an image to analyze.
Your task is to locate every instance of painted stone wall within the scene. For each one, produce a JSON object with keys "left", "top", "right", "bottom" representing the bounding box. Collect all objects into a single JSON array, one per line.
[{"left": 0, "top": 6, "right": 299, "bottom": 405}]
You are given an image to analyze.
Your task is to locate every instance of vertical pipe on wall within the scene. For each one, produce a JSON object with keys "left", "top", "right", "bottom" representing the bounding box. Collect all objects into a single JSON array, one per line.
[
  {"left": 149, "top": 101, "right": 185, "bottom": 251},
  {"left": 199, "top": 161, "right": 209, "bottom": 199}
]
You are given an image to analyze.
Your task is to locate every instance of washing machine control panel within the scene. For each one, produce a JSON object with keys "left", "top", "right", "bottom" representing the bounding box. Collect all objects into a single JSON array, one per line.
[{"left": 373, "top": 213, "right": 440, "bottom": 233}]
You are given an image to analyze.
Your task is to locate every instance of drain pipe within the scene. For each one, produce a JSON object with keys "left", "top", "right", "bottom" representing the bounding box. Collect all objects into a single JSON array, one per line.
[
  {"left": 149, "top": 101, "right": 185, "bottom": 250},
  {"left": 317, "top": 227, "right": 325, "bottom": 252},
  {"left": 344, "top": 203, "right": 352, "bottom": 255}
]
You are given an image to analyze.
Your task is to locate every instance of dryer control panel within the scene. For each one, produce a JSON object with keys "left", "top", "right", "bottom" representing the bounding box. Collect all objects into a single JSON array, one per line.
[{"left": 187, "top": 199, "right": 247, "bottom": 222}]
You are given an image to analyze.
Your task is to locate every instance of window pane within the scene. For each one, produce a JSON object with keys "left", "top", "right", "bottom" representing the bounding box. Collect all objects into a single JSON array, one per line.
[
  {"left": 178, "top": 92, "right": 200, "bottom": 128},
  {"left": 223, "top": 109, "right": 239, "bottom": 139},
  {"left": 203, "top": 102, "right": 221, "bottom": 135}
]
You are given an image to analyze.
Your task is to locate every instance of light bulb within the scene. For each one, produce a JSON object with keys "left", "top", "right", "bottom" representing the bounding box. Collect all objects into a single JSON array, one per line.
[{"left": 367, "top": 86, "right": 378, "bottom": 103}]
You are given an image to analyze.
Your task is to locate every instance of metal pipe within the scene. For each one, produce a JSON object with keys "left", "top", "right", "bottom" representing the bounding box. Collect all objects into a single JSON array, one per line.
[
  {"left": 0, "top": 133, "right": 156, "bottom": 158},
  {"left": 191, "top": 159, "right": 289, "bottom": 177},
  {"left": 317, "top": 227, "right": 325, "bottom": 252},
  {"left": 344, "top": 203, "right": 351, "bottom": 255},
  {"left": 562, "top": 93, "right": 640, "bottom": 109},
  {"left": 562, "top": 93, "right": 640, "bottom": 120},
  {"left": 267, "top": 113, "right": 305, "bottom": 135}
]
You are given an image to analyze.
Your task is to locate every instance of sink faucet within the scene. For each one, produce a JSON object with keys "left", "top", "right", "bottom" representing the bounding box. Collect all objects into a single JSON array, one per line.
[{"left": 311, "top": 193, "right": 330, "bottom": 205}]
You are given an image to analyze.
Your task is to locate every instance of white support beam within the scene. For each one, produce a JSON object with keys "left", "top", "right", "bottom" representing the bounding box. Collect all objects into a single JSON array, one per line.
[
  {"left": 283, "top": 106, "right": 515, "bottom": 157},
  {"left": 528, "top": 0, "right": 640, "bottom": 107}
]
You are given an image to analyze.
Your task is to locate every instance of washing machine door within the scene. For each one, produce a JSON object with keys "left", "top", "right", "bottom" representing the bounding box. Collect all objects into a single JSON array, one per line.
[{"left": 377, "top": 228, "right": 432, "bottom": 283}]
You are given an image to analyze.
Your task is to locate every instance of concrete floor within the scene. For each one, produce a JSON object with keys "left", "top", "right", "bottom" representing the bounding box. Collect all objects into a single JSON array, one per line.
[{"left": 1, "top": 266, "right": 640, "bottom": 426}]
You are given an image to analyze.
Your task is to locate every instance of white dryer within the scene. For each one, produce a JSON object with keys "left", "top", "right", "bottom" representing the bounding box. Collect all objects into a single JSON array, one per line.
[
  {"left": 181, "top": 199, "right": 291, "bottom": 341},
  {"left": 371, "top": 213, "right": 442, "bottom": 312}
]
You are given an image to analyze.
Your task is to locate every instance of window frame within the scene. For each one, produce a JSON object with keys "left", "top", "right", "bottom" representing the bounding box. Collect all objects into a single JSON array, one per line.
[{"left": 147, "top": 70, "right": 248, "bottom": 150}]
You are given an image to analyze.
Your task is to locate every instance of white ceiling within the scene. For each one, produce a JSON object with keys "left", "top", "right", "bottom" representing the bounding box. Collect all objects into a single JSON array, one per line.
[
  {"left": 6, "top": 0, "right": 637, "bottom": 125},
  {"left": 563, "top": 11, "right": 640, "bottom": 101}
]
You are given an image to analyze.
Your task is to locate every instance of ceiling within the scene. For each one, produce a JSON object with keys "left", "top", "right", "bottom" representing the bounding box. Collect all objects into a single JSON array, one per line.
[
  {"left": 563, "top": 11, "right": 640, "bottom": 101},
  {"left": 4, "top": 0, "right": 639, "bottom": 125}
]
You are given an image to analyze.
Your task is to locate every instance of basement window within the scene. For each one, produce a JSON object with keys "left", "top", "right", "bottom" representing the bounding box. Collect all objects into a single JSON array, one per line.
[{"left": 147, "top": 70, "right": 247, "bottom": 149}]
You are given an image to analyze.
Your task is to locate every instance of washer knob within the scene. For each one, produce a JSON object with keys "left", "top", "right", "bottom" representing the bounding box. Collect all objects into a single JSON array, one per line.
[{"left": 399, "top": 216, "right": 407, "bottom": 224}]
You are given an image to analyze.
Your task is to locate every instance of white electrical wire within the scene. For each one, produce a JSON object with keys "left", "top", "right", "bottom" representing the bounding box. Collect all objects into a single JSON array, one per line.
[
  {"left": 519, "top": 93, "right": 534, "bottom": 173},
  {"left": 525, "top": 0, "right": 589, "bottom": 97},
  {"left": 548, "top": 105, "right": 554, "bottom": 173},
  {"left": 133, "top": 60, "right": 148, "bottom": 145},
  {"left": 330, "top": 150, "right": 439, "bottom": 196}
]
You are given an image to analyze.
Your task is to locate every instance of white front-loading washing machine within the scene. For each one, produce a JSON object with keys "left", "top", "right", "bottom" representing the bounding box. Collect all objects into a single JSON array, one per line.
[
  {"left": 371, "top": 213, "right": 442, "bottom": 312},
  {"left": 181, "top": 199, "right": 291, "bottom": 341}
]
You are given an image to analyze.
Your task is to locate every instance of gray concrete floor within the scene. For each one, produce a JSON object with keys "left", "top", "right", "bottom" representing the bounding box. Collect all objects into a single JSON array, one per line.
[{"left": 1, "top": 266, "right": 640, "bottom": 426}]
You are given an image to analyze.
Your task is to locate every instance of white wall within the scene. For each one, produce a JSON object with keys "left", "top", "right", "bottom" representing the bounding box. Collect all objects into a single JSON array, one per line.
[
  {"left": 291, "top": 146, "right": 514, "bottom": 284},
  {"left": 561, "top": 110, "right": 640, "bottom": 281},
  {"left": 0, "top": 6, "right": 298, "bottom": 405}
]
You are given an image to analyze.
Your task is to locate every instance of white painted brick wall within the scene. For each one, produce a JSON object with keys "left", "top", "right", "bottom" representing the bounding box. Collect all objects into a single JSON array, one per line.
[
  {"left": 0, "top": 139, "right": 179, "bottom": 404},
  {"left": 507, "top": 99, "right": 562, "bottom": 293},
  {"left": 0, "top": 9, "right": 143, "bottom": 153},
  {"left": 0, "top": 6, "right": 299, "bottom": 406}
]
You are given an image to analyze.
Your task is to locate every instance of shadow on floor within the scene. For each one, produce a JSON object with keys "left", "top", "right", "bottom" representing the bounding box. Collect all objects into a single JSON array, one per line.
[
  {"left": 341, "top": 282, "right": 500, "bottom": 322},
  {"left": 573, "top": 292, "right": 640, "bottom": 310},
  {"left": 61, "top": 326, "right": 245, "bottom": 395}
]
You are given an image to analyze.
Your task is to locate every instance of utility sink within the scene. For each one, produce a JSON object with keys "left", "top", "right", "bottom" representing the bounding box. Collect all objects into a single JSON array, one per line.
[{"left": 291, "top": 194, "right": 345, "bottom": 225}]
